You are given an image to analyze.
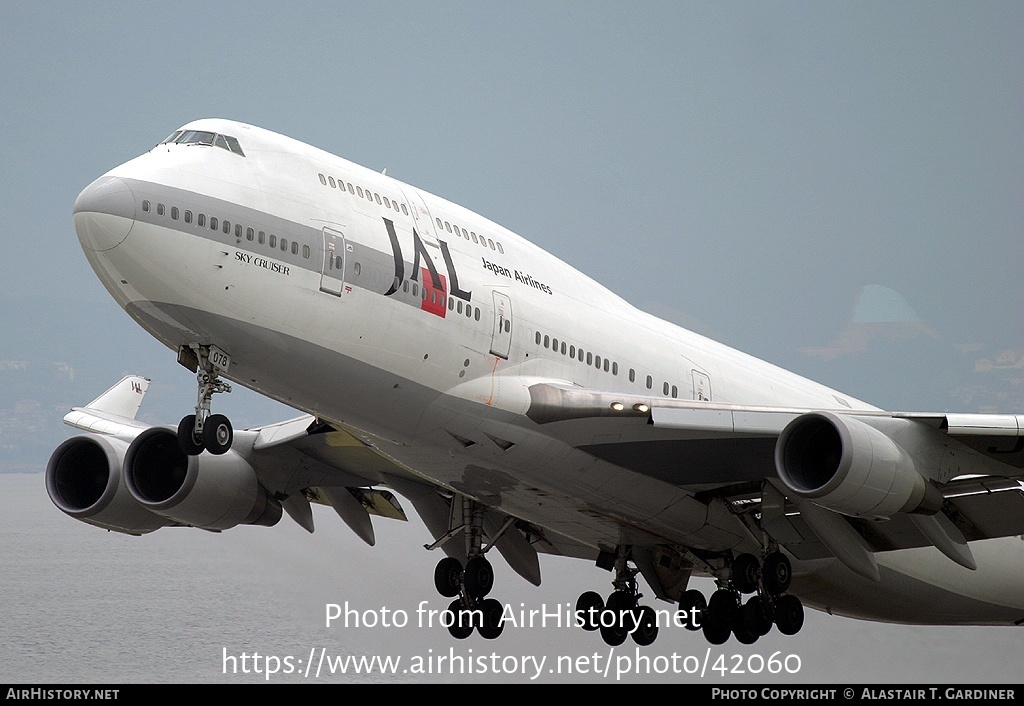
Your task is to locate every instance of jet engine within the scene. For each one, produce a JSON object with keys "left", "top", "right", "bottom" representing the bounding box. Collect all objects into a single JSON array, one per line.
[
  {"left": 123, "top": 426, "right": 282, "bottom": 530},
  {"left": 46, "top": 434, "right": 171, "bottom": 535},
  {"left": 774, "top": 412, "right": 942, "bottom": 519}
]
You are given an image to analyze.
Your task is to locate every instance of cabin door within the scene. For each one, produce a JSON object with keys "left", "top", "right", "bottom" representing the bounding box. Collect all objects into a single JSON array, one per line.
[
  {"left": 489, "top": 291, "right": 513, "bottom": 359},
  {"left": 320, "top": 227, "right": 345, "bottom": 296}
]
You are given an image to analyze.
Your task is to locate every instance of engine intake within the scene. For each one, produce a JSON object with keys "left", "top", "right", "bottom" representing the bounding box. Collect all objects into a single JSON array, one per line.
[
  {"left": 45, "top": 435, "right": 170, "bottom": 534},
  {"left": 774, "top": 412, "right": 942, "bottom": 519},
  {"left": 123, "top": 427, "right": 281, "bottom": 530}
]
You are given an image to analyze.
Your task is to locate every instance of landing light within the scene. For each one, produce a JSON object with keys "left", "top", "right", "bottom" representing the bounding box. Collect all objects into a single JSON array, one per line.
[
  {"left": 633, "top": 403, "right": 650, "bottom": 413},
  {"left": 610, "top": 402, "right": 625, "bottom": 411}
]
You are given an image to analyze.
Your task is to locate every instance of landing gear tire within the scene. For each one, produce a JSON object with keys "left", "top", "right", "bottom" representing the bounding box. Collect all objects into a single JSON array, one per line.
[
  {"left": 774, "top": 594, "right": 804, "bottom": 636},
  {"left": 601, "top": 590, "right": 635, "bottom": 646},
  {"left": 702, "top": 614, "right": 731, "bottom": 645},
  {"left": 434, "top": 557, "right": 463, "bottom": 598},
  {"left": 762, "top": 552, "right": 792, "bottom": 595},
  {"left": 606, "top": 590, "right": 637, "bottom": 612},
  {"left": 743, "top": 595, "right": 773, "bottom": 637},
  {"left": 703, "top": 590, "right": 738, "bottom": 645},
  {"left": 732, "top": 553, "right": 760, "bottom": 594},
  {"left": 177, "top": 415, "right": 204, "bottom": 456},
  {"left": 203, "top": 413, "right": 233, "bottom": 455},
  {"left": 631, "top": 605, "right": 659, "bottom": 646},
  {"left": 678, "top": 589, "right": 707, "bottom": 632},
  {"left": 600, "top": 613, "right": 629, "bottom": 647},
  {"left": 446, "top": 599, "right": 474, "bottom": 640},
  {"left": 477, "top": 598, "right": 505, "bottom": 640},
  {"left": 464, "top": 556, "right": 494, "bottom": 599},
  {"left": 732, "top": 614, "right": 759, "bottom": 645},
  {"left": 576, "top": 591, "right": 604, "bottom": 631}
]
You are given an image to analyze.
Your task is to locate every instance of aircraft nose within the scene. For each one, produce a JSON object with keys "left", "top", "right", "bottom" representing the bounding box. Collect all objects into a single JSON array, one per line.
[{"left": 74, "top": 176, "right": 136, "bottom": 251}]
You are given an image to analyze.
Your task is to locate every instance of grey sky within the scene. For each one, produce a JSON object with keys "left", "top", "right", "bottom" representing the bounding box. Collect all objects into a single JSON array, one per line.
[{"left": 2, "top": 1, "right": 1022, "bottom": 683}]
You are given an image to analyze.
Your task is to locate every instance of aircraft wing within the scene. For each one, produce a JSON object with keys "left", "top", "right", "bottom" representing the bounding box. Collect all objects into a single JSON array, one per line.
[
  {"left": 248, "top": 413, "right": 593, "bottom": 579},
  {"left": 46, "top": 376, "right": 590, "bottom": 587},
  {"left": 524, "top": 381, "right": 1024, "bottom": 581},
  {"left": 49, "top": 375, "right": 1024, "bottom": 590}
]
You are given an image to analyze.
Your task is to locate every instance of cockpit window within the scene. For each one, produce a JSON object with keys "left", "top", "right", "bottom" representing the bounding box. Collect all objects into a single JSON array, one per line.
[
  {"left": 222, "top": 135, "right": 244, "bottom": 156},
  {"left": 160, "top": 129, "right": 245, "bottom": 156},
  {"left": 175, "top": 130, "right": 216, "bottom": 146}
]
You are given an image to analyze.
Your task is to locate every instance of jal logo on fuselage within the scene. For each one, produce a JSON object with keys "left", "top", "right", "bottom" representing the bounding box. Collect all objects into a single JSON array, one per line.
[{"left": 382, "top": 217, "right": 470, "bottom": 318}]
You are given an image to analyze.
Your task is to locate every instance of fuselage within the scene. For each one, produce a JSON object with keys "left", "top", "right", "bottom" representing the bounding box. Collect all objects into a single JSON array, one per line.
[{"left": 72, "top": 118, "right": 1024, "bottom": 626}]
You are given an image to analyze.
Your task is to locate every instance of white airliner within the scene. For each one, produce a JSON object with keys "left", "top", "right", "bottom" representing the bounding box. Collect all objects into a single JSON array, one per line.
[{"left": 48, "top": 119, "right": 1024, "bottom": 646}]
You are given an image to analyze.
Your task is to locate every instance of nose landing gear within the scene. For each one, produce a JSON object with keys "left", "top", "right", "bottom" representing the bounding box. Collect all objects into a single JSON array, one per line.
[{"left": 176, "top": 345, "right": 233, "bottom": 456}]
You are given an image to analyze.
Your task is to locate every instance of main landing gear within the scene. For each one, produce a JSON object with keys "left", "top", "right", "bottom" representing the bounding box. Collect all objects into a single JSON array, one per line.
[
  {"left": 434, "top": 556, "right": 505, "bottom": 640},
  {"left": 571, "top": 548, "right": 805, "bottom": 647},
  {"left": 429, "top": 498, "right": 505, "bottom": 640},
  {"left": 575, "top": 547, "right": 660, "bottom": 647},
  {"left": 176, "top": 345, "right": 233, "bottom": 456},
  {"left": 694, "top": 551, "right": 804, "bottom": 646}
]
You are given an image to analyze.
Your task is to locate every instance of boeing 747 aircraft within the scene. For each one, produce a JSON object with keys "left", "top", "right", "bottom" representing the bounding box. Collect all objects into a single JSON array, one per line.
[{"left": 48, "top": 119, "right": 1024, "bottom": 647}]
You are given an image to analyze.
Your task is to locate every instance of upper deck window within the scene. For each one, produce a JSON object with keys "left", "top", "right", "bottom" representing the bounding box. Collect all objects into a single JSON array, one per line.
[{"left": 162, "top": 129, "right": 245, "bottom": 156}]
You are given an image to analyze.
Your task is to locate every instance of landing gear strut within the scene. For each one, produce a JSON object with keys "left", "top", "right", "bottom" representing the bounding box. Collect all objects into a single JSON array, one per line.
[
  {"left": 428, "top": 496, "right": 504, "bottom": 640},
  {"left": 176, "top": 344, "right": 233, "bottom": 456}
]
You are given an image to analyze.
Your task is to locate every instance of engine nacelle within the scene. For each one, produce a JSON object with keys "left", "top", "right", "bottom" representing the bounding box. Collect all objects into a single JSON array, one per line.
[
  {"left": 45, "top": 434, "right": 171, "bottom": 535},
  {"left": 774, "top": 412, "right": 942, "bottom": 519},
  {"left": 123, "top": 427, "right": 281, "bottom": 530}
]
